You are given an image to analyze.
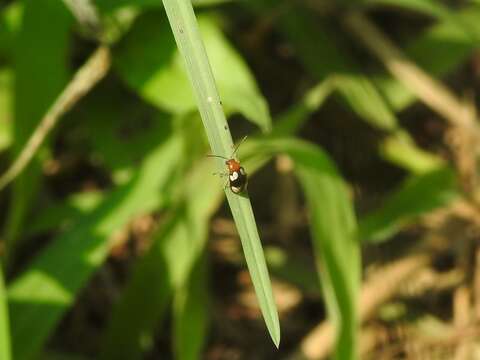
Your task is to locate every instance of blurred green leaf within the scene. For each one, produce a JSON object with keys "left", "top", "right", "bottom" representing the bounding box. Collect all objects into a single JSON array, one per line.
[
  {"left": 0, "top": 264, "right": 11, "bottom": 360},
  {"left": 173, "top": 253, "right": 209, "bottom": 360},
  {"left": 4, "top": 0, "right": 71, "bottom": 256},
  {"left": 281, "top": 8, "right": 398, "bottom": 131},
  {"left": 242, "top": 79, "right": 336, "bottom": 173},
  {"left": 100, "top": 213, "right": 177, "bottom": 360},
  {"left": 96, "top": 0, "right": 231, "bottom": 13},
  {"left": 0, "top": 68, "right": 12, "bottom": 152},
  {"left": 333, "top": 74, "right": 398, "bottom": 131},
  {"left": 84, "top": 91, "right": 173, "bottom": 181},
  {"left": 8, "top": 122, "right": 182, "bottom": 360},
  {"left": 363, "top": 0, "right": 455, "bottom": 19},
  {"left": 265, "top": 246, "right": 319, "bottom": 294},
  {"left": 27, "top": 191, "right": 104, "bottom": 237},
  {"left": 272, "top": 79, "right": 335, "bottom": 137},
  {"left": 101, "top": 159, "right": 222, "bottom": 359},
  {"left": 359, "top": 167, "right": 458, "bottom": 243},
  {"left": 114, "top": 12, "right": 271, "bottom": 131},
  {"left": 0, "top": 2, "right": 23, "bottom": 60},
  {"left": 252, "top": 138, "right": 360, "bottom": 360},
  {"left": 375, "top": 6, "right": 480, "bottom": 111},
  {"left": 380, "top": 131, "right": 444, "bottom": 174}
]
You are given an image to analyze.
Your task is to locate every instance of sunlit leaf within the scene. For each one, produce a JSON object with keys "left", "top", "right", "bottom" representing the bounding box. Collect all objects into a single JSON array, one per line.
[
  {"left": 0, "top": 68, "right": 12, "bottom": 152},
  {"left": 115, "top": 12, "right": 271, "bottom": 131},
  {"left": 380, "top": 131, "right": 445, "bottom": 174},
  {"left": 8, "top": 123, "right": 182, "bottom": 360}
]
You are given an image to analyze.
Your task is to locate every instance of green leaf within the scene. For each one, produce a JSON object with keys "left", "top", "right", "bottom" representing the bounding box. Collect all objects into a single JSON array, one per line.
[
  {"left": 8, "top": 123, "right": 182, "bottom": 360},
  {"left": 100, "top": 159, "right": 223, "bottom": 359},
  {"left": 380, "top": 131, "right": 445, "bottom": 174},
  {"left": 362, "top": 0, "right": 455, "bottom": 19},
  {"left": 250, "top": 138, "right": 360, "bottom": 360},
  {"left": 162, "top": 0, "right": 280, "bottom": 346},
  {"left": 333, "top": 74, "right": 398, "bottom": 131},
  {"left": 83, "top": 92, "right": 174, "bottom": 180},
  {"left": 114, "top": 11, "right": 271, "bottom": 131},
  {"left": 4, "top": 0, "right": 71, "bottom": 256},
  {"left": 96, "top": 0, "right": 231, "bottom": 13},
  {"left": 265, "top": 246, "right": 319, "bottom": 294},
  {"left": 0, "top": 2, "right": 23, "bottom": 60},
  {"left": 173, "top": 253, "right": 209, "bottom": 360},
  {"left": 0, "top": 264, "right": 11, "bottom": 360},
  {"left": 99, "top": 214, "right": 177, "bottom": 360},
  {"left": 272, "top": 79, "right": 335, "bottom": 137},
  {"left": 280, "top": 9, "right": 398, "bottom": 131},
  {"left": 0, "top": 68, "right": 12, "bottom": 152},
  {"left": 359, "top": 167, "right": 458, "bottom": 243},
  {"left": 27, "top": 191, "right": 104, "bottom": 237}
]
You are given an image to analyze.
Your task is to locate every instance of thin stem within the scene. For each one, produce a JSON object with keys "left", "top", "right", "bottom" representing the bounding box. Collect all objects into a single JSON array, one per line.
[{"left": 0, "top": 46, "right": 111, "bottom": 191}]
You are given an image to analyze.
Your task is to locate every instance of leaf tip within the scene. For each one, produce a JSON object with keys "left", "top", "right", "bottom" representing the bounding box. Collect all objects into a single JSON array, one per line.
[
  {"left": 268, "top": 322, "right": 281, "bottom": 349},
  {"left": 273, "top": 335, "right": 281, "bottom": 349}
]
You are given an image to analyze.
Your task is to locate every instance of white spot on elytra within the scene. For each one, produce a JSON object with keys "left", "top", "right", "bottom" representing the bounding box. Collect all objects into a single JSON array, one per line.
[
  {"left": 230, "top": 171, "right": 239, "bottom": 181},
  {"left": 231, "top": 186, "right": 241, "bottom": 193},
  {"left": 239, "top": 167, "right": 245, "bottom": 175}
]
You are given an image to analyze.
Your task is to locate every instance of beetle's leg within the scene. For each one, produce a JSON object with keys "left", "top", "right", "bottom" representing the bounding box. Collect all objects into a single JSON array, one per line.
[{"left": 212, "top": 171, "right": 228, "bottom": 178}]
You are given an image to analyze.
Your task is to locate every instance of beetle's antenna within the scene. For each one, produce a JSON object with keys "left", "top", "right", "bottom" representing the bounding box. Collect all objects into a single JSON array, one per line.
[
  {"left": 231, "top": 136, "right": 248, "bottom": 158},
  {"left": 207, "top": 154, "right": 229, "bottom": 160}
]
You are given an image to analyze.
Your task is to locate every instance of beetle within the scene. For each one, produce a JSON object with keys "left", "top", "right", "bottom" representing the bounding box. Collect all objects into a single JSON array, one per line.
[{"left": 208, "top": 136, "right": 248, "bottom": 194}]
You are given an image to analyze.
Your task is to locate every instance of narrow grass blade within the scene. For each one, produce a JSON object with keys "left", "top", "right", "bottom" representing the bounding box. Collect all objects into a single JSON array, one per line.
[
  {"left": 162, "top": 0, "right": 280, "bottom": 347},
  {"left": 250, "top": 138, "right": 360, "bottom": 359},
  {"left": 0, "top": 264, "right": 11, "bottom": 360},
  {"left": 8, "top": 127, "right": 182, "bottom": 360}
]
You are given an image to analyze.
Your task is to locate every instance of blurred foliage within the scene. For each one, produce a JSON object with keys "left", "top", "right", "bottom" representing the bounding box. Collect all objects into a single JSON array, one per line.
[{"left": 1, "top": 0, "right": 479, "bottom": 358}]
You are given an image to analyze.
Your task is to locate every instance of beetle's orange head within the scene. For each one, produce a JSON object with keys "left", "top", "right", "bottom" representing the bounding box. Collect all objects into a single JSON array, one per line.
[{"left": 226, "top": 159, "right": 241, "bottom": 172}]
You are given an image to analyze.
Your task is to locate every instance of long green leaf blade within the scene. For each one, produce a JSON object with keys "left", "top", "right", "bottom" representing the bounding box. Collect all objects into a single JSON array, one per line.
[
  {"left": 250, "top": 138, "right": 360, "bottom": 359},
  {"left": 114, "top": 12, "right": 271, "bottom": 131},
  {"left": 161, "top": 0, "right": 280, "bottom": 347}
]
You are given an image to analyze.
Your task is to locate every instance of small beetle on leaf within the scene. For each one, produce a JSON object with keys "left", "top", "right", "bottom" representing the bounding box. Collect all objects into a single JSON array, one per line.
[{"left": 208, "top": 136, "right": 248, "bottom": 194}]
